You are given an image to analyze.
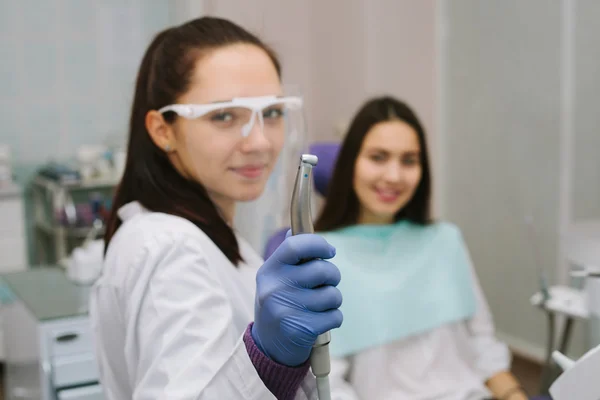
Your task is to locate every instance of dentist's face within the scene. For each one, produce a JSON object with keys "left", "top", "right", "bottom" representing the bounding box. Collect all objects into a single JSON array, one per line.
[
  {"left": 353, "top": 121, "right": 422, "bottom": 224},
  {"left": 168, "top": 44, "right": 285, "bottom": 212}
]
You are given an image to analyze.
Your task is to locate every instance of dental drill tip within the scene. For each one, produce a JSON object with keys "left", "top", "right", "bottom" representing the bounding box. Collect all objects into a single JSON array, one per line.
[{"left": 301, "top": 154, "right": 318, "bottom": 166}]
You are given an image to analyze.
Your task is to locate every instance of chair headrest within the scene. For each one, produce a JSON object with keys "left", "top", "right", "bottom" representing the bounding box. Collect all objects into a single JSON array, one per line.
[{"left": 308, "top": 142, "right": 341, "bottom": 197}]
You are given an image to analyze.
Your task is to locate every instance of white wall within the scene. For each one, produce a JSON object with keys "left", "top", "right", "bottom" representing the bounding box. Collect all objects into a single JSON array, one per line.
[
  {"left": 308, "top": 0, "right": 368, "bottom": 143},
  {"left": 572, "top": 0, "right": 600, "bottom": 222},
  {"left": 202, "top": 1, "right": 436, "bottom": 147},
  {"left": 364, "top": 0, "right": 436, "bottom": 140},
  {"left": 438, "top": 0, "right": 600, "bottom": 360},
  {"left": 440, "top": 0, "right": 562, "bottom": 359},
  {"left": 204, "top": 0, "right": 366, "bottom": 144},
  {"left": 169, "top": 0, "right": 205, "bottom": 25},
  {"left": 363, "top": 0, "right": 438, "bottom": 213},
  {"left": 0, "top": 0, "right": 173, "bottom": 164}
]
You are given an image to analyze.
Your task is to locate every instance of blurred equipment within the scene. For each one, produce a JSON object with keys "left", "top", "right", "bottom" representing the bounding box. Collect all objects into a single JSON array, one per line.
[
  {"left": 38, "top": 163, "right": 81, "bottom": 185},
  {"left": 66, "top": 239, "right": 103, "bottom": 286},
  {"left": 530, "top": 219, "right": 600, "bottom": 393},
  {"left": 32, "top": 168, "right": 116, "bottom": 265},
  {"left": 76, "top": 145, "right": 115, "bottom": 182},
  {"left": 2, "top": 268, "right": 103, "bottom": 399},
  {"left": 549, "top": 344, "right": 600, "bottom": 400}
]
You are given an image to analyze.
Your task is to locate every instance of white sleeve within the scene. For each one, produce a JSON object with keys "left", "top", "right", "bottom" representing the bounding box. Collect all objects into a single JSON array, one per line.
[
  {"left": 127, "top": 235, "right": 278, "bottom": 400},
  {"left": 465, "top": 258, "right": 512, "bottom": 381},
  {"left": 296, "top": 356, "right": 360, "bottom": 400}
]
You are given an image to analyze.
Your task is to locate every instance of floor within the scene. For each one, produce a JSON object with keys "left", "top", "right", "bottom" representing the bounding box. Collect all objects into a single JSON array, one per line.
[
  {"left": 511, "top": 355, "right": 544, "bottom": 396},
  {"left": 0, "top": 356, "right": 545, "bottom": 400}
]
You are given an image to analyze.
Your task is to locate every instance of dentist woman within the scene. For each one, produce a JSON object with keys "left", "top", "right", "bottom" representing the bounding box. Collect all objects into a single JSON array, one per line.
[{"left": 90, "top": 17, "right": 357, "bottom": 400}]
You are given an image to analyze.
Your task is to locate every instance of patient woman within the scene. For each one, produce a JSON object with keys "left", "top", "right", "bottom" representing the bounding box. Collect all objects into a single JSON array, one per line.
[{"left": 315, "top": 96, "right": 527, "bottom": 400}]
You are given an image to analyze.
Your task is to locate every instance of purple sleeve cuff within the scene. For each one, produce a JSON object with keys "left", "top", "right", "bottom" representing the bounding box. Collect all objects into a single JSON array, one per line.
[{"left": 243, "top": 323, "right": 310, "bottom": 400}]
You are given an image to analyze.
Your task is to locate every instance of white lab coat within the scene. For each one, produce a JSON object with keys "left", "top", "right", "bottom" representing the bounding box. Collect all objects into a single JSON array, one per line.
[{"left": 89, "top": 201, "right": 359, "bottom": 400}]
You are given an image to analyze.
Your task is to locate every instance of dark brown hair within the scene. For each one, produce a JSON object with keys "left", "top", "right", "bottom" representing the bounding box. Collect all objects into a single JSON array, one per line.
[
  {"left": 315, "top": 96, "right": 432, "bottom": 232},
  {"left": 105, "top": 17, "right": 281, "bottom": 265}
]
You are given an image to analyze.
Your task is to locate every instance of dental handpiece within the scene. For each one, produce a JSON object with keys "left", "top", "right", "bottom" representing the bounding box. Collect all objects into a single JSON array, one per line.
[{"left": 291, "top": 154, "right": 332, "bottom": 400}]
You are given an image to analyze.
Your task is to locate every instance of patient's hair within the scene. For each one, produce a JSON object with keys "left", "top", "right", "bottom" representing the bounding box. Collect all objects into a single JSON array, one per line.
[
  {"left": 104, "top": 17, "right": 281, "bottom": 265},
  {"left": 315, "top": 96, "right": 432, "bottom": 232}
]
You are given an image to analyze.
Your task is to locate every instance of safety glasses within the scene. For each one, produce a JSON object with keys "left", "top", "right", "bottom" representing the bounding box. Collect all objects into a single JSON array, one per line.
[{"left": 158, "top": 95, "right": 304, "bottom": 137}]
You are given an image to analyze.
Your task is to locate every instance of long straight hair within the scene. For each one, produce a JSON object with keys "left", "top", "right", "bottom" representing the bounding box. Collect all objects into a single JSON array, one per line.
[
  {"left": 315, "top": 96, "right": 432, "bottom": 232},
  {"left": 105, "top": 17, "right": 281, "bottom": 265}
]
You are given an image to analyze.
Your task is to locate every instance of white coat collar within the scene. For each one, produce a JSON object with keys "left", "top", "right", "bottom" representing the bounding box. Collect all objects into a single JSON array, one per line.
[{"left": 117, "top": 201, "right": 147, "bottom": 221}]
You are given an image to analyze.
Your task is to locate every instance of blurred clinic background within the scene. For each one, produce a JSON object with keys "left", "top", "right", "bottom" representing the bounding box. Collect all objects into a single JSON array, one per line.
[{"left": 0, "top": 0, "right": 599, "bottom": 397}]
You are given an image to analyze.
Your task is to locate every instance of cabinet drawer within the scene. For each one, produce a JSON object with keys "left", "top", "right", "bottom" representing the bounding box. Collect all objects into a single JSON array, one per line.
[
  {"left": 52, "top": 353, "right": 99, "bottom": 387},
  {"left": 48, "top": 323, "right": 93, "bottom": 357},
  {"left": 57, "top": 383, "right": 103, "bottom": 400}
]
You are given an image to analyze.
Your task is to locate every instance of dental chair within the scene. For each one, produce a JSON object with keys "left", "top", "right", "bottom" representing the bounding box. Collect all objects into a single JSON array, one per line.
[{"left": 263, "top": 142, "right": 341, "bottom": 259}]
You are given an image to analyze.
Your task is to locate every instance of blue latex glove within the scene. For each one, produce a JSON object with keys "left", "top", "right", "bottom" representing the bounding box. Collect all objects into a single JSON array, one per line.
[{"left": 252, "top": 232, "right": 343, "bottom": 367}]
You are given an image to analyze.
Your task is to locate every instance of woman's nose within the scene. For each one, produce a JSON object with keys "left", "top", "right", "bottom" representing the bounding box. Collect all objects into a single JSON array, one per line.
[
  {"left": 240, "top": 116, "right": 272, "bottom": 153},
  {"left": 383, "top": 162, "right": 404, "bottom": 182}
]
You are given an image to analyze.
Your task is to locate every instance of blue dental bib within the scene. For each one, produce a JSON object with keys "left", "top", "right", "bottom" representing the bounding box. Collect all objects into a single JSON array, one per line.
[{"left": 320, "top": 220, "right": 477, "bottom": 358}]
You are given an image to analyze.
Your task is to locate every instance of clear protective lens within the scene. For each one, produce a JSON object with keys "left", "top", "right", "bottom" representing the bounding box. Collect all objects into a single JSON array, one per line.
[
  {"left": 232, "top": 84, "right": 309, "bottom": 254},
  {"left": 191, "top": 96, "right": 303, "bottom": 139},
  {"left": 176, "top": 83, "right": 308, "bottom": 255}
]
